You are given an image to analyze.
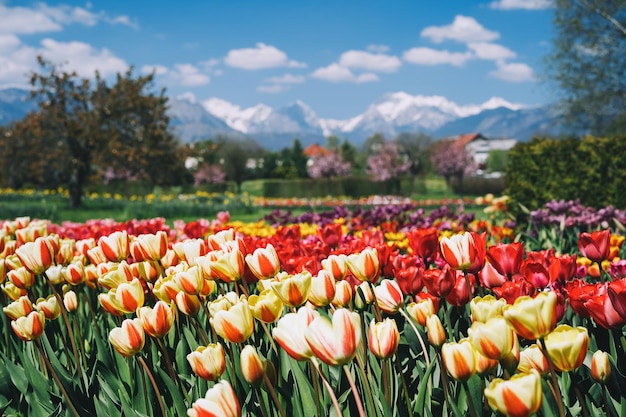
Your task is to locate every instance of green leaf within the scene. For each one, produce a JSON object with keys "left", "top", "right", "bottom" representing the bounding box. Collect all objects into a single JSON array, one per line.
[
  {"left": 540, "top": 379, "right": 558, "bottom": 417},
  {"left": 415, "top": 358, "right": 436, "bottom": 416},
  {"left": 287, "top": 358, "right": 316, "bottom": 417},
  {"left": 156, "top": 367, "right": 187, "bottom": 417},
  {"left": 0, "top": 351, "right": 28, "bottom": 393}
]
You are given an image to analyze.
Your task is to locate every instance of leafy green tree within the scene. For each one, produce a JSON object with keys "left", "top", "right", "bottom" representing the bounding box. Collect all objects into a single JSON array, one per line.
[
  {"left": 17, "top": 57, "right": 184, "bottom": 207},
  {"left": 485, "top": 149, "right": 509, "bottom": 172},
  {"left": 216, "top": 137, "right": 264, "bottom": 192},
  {"left": 546, "top": 0, "right": 626, "bottom": 134}
]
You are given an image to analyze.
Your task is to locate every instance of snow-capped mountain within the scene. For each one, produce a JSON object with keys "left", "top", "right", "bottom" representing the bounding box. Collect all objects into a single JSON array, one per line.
[
  {"left": 201, "top": 92, "right": 530, "bottom": 148},
  {"left": 0, "top": 86, "right": 577, "bottom": 150}
]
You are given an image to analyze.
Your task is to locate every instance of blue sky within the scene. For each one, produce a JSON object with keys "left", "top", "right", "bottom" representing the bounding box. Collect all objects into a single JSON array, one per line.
[{"left": 0, "top": 0, "right": 554, "bottom": 119}]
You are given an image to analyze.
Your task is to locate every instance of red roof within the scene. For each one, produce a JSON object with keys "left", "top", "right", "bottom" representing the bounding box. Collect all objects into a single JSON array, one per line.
[
  {"left": 453, "top": 133, "right": 483, "bottom": 148},
  {"left": 303, "top": 143, "right": 332, "bottom": 158}
]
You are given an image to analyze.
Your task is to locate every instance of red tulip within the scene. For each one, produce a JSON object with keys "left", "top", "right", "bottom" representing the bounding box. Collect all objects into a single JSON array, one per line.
[
  {"left": 407, "top": 227, "right": 439, "bottom": 264},
  {"left": 578, "top": 229, "right": 611, "bottom": 263},
  {"left": 422, "top": 266, "right": 455, "bottom": 298},
  {"left": 583, "top": 284, "right": 626, "bottom": 329},
  {"left": 607, "top": 278, "right": 626, "bottom": 320},
  {"left": 486, "top": 242, "right": 524, "bottom": 277},
  {"left": 392, "top": 254, "right": 424, "bottom": 295}
]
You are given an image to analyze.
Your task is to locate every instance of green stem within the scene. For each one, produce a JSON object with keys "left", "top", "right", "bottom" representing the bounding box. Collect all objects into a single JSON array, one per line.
[
  {"left": 436, "top": 351, "right": 453, "bottom": 415},
  {"left": 137, "top": 355, "right": 167, "bottom": 417},
  {"left": 343, "top": 364, "right": 366, "bottom": 417},
  {"left": 256, "top": 389, "right": 271, "bottom": 417},
  {"left": 400, "top": 309, "right": 431, "bottom": 368},
  {"left": 394, "top": 355, "right": 414, "bottom": 417},
  {"left": 540, "top": 337, "right": 566, "bottom": 417},
  {"left": 35, "top": 339, "right": 81, "bottom": 417},
  {"left": 309, "top": 363, "right": 322, "bottom": 417},
  {"left": 45, "top": 279, "right": 86, "bottom": 392},
  {"left": 310, "top": 358, "right": 342, "bottom": 417},
  {"left": 156, "top": 337, "right": 190, "bottom": 402},
  {"left": 262, "top": 372, "right": 287, "bottom": 417},
  {"left": 382, "top": 358, "right": 390, "bottom": 410},
  {"left": 462, "top": 380, "right": 479, "bottom": 417},
  {"left": 354, "top": 351, "right": 378, "bottom": 417}
]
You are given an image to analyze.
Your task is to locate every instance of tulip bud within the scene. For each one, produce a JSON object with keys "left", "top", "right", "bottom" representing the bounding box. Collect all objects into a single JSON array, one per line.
[
  {"left": 305, "top": 308, "right": 362, "bottom": 366},
  {"left": 543, "top": 324, "right": 589, "bottom": 372},
  {"left": 468, "top": 317, "right": 515, "bottom": 360},
  {"left": 11, "top": 310, "right": 45, "bottom": 341},
  {"left": 130, "top": 231, "right": 168, "bottom": 262},
  {"left": 368, "top": 318, "right": 400, "bottom": 359},
  {"left": 109, "top": 318, "right": 145, "bottom": 357},
  {"left": 321, "top": 254, "right": 348, "bottom": 281},
  {"left": 210, "top": 299, "right": 254, "bottom": 343},
  {"left": 15, "top": 237, "right": 55, "bottom": 275},
  {"left": 273, "top": 305, "right": 319, "bottom": 361},
  {"left": 374, "top": 279, "right": 404, "bottom": 314},
  {"left": 35, "top": 294, "right": 61, "bottom": 320},
  {"left": 517, "top": 344, "right": 549, "bottom": 376},
  {"left": 8, "top": 267, "right": 35, "bottom": 289},
  {"left": 187, "top": 380, "right": 241, "bottom": 417},
  {"left": 268, "top": 271, "right": 312, "bottom": 308},
  {"left": 245, "top": 244, "right": 281, "bottom": 280},
  {"left": 406, "top": 297, "right": 436, "bottom": 327},
  {"left": 503, "top": 290, "right": 558, "bottom": 340},
  {"left": 439, "top": 232, "right": 476, "bottom": 271},
  {"left": 137, "top": 301, "right": 175, "bottom": 338},
  {"left": 331, "top": 280, "right": 353, "bottom": 308},
  {"left": 353, "top": 281, "right": 373, "bottom": 310},
  {"left": 240, "top": 345, "right": 266, "bottom": 386},
  {"left": 346, "top": 248, "right": 379, "bottom": 282},
  {"left": 187, "top": 343, "right": 226, "bottom": 381},
  {"left": 307, "top": 269, "right": 336, "bottom": 307},
  {"left": 484, "top": 370, "right": 542, "bottom": 417},
  {"left": 4, "top": 294, "right": 34, "bottom": 321},
  {"left": 115, "top": 278, "right": 145, "bottom": 312},
  {"left": 63, "top": 290, "right": 78, "bottom": 312},
  {"left": 98, "top": 231, "right": 130, "bottom": 262},
  {"left": 426, "top": 314, "right": 446, "bottom": 348},
  {"left": 441, "top": 339, "right": 477, "bottom": 381},
  {"left": 248, "top": 289, "right": 284, "bottom": 323},
  {"left": 175, "top": 292, "right": 201, "bottom": 317},
  {"left": 591, "top": 350, "right": 611, "bottom": 384},
  {"left": 469, "top": 294, "right": 507, "bottom": 323}
]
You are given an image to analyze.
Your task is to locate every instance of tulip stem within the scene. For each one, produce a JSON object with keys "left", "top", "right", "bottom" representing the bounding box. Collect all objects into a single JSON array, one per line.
[
  {"left": 436, "top": 351, "right": 453, "bottom": 414},
  {"left": 256, "top": 389, "right": 271, "bottom": 417},
  {"left": 462, "top": 381, "right": 479, "bottom": 417},
  {"left": 343, "top": 364, "right": 366, "bottom": 417},
  {"left": 45, "top": 278, "right": 87, "bottom": 392},
  {"left": 137, "top": 355, "right": 167, "bottom": 417},
  {"left": 400, "top": 309, "right": 431, "bottom": 368},
  {"left": 310, "top": 359, "right": 342, "bottom": 417},
  {"left": 263, "top": 372, "right": 287, "bottom": 417},
  {"left": 394, "top": 355, "right": 414, "bottom": 417},
  {"left": 259, "top": 320, "right": 279, "bottom": 354},
  {"left": 156, "top": 337, "right": 190, "bottom": 402},
  {"left": 309, "top": 363, "right": 323, "bottom": 417},
  {"left": 35, "top": 339, "right": 81, "bottom": 417},
  {"left": 540, "top": 337, "right": 566, "bottom": 417},
  {"left": 354, "top": 351, "right": 379, "bottom": 417}
]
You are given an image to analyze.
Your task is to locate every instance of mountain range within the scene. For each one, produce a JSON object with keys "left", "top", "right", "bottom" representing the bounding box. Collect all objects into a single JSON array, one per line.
[{"left": 0, "top": 87, "right": 576, "bottom": 150}]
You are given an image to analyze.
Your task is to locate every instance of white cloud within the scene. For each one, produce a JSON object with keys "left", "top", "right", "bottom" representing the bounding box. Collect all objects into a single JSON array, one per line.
[
  {"left": 265, "top": 73, "right": 306, "bottom": 84},
  {"left": 141, "top": 64, "right": 169, "bottom": 75},
  {"left": 367, "top": 44, "right": 390, "bottom": 53},
  {"left": 489, "top": 0, "right": 553, "bottom": 10},
  {"left": 339, "top": 50, "right": 402, "bottom": 73},
  {"left": 310, "top": 63, "right": 378, "bottom": 83},
  {"left": 168, "top": 64, "right": 210, "bottom": 86},
  {"left": 490, "top": 61, "right": 534, "bottom": 82},
  {"left": 468, "top": 42, "right": 516, "bottom": 61},
  {"left": 403, "top": 47, "right": 473, "bottom": 66},
  {"left": 0, "top": 37, "right": 129, "bottom": 85},
  {"left": 257, "top": 84, "right": 286, "bottom": 93},
  {"left": 177, "top": 92, "right": 197, "bottom": 103},
  {"left": 0, "top": 3, "right": 136, "bottom": 35},
  {"left": 421, "top": 15, "right": 499, "bottom": 44},
  {"left": 224, "top": 43, "right": 306, "bottom": 70}
]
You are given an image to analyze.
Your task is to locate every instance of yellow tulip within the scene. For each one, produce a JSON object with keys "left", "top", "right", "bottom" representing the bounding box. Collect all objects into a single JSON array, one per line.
[
  {"left": 543, "top": 324, "right": 589, "bottom": 372},
  {"left": 484, "top": 370, "right": 542, "bottom": 417}
]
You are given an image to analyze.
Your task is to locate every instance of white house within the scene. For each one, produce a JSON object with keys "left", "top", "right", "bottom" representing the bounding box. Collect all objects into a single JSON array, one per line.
[{"left": 450, "top": 133, "right": 517, "bottom": 170}]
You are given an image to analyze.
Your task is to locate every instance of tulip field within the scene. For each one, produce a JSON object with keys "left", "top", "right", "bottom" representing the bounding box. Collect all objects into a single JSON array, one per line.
[{"left": 1, "top": 197, "right": 626, "bottom": 417}]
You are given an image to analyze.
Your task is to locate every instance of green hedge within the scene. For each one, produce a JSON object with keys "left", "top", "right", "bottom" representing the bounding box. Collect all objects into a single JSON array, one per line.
[
  {"left": 261, "top": 177, "right": 392, "bottom": 198},
  {"left": 505, "top": 136, "right": 626, "bottom": 214}
]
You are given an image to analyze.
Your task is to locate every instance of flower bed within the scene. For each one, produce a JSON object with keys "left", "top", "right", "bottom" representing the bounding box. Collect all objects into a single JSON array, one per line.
[{"left": 1, "top": 211, "right": 625, "bottom": 417}]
